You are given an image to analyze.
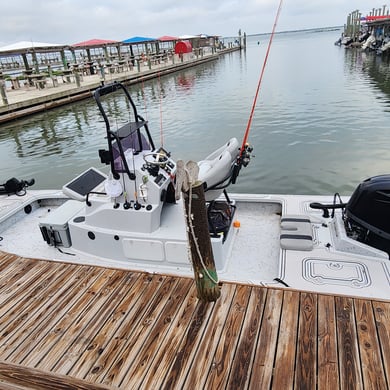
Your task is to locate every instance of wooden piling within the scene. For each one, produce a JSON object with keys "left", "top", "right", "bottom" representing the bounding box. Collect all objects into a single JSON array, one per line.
[
  {"left": 0, "top": 80, "right": 8, "bottom": 105},
  {"left": 182, "top": 181, "right": 221, "bottom": 302}
]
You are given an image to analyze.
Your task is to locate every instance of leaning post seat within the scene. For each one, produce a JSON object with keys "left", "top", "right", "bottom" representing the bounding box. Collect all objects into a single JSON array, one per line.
[{"left": 280, "top": 215, "right": 314, "bottom": 251}]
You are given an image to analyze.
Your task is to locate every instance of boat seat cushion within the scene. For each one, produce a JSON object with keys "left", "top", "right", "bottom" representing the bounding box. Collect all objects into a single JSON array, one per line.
[{"left": 280, "top": 215, "right": 313, "bottom": 251}]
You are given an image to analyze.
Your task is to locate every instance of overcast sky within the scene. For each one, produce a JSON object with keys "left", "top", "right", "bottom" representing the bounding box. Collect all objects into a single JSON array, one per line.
[{"left": 0, "top": 1, "right": 385, "bottom": 46}]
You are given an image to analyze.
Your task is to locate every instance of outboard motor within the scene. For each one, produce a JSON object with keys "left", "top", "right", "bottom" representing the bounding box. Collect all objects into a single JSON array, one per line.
[{"left": 344, "top": 175, "right": 390, "bottom": 255}]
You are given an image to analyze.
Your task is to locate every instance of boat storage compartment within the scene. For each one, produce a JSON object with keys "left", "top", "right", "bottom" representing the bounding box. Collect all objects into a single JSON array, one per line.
[{"left": 39, "top": 200, "right": 85, "bottom": 247}]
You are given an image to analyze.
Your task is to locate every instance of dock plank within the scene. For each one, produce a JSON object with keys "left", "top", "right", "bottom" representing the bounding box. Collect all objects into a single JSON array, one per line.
[
  {"left": 140, "top": 283, "right": 200, "bottom": 389},
  {"left": 373, "top": 300, "right": 390, "bottom": 387},
  {"left": 317, "top": 294, "right": 340, "bottom": 390},
  {"left": 0, "top": 251, "right": 388, "bottom": 389},
  {"left": 226, "top": 286, "right": 267, "bottom": 389},
  {"left": 83, "top": 274, "right": 167, "bottom": 385},
  {"left": 52, "top": 271, "right": 142, "bottom": 375},
  {"left": 271, "top": 290, "right": 300, "bottom": 389},
  {"left": 4, "top": 266, "right": 104, "bottom": 364},
  {"left": 19, "top": 268, "right": 116, "bottom": 368},
  {"left": 68, "top": 272, "right": 149, "bottom": 379},
  {"left": 295, "top": 292, "right": 317, "bottom": 389},
  {"left": 204, "top": 284, "right": 252, "bottom": 389},
  {"left": 102, "top": 275, "right": 180, "bottom": 387},
  {"left": 119, "top": 278, "right": 193, "bottom": 388},
  {"left": 336, "top": 296, "right": 363, "bottom": 390},
  {"left": 355, "top": 299, "right": 388, "bottom": 390},
  {"left": 249, "top": 288, "right": 284, "bottom": 389},
  {"left": 153, "top": 282, "right": 234, "bottom": 389}
]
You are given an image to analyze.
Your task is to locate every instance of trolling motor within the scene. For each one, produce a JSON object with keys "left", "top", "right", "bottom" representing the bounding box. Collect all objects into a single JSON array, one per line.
[{"left": 0, "top": 177, "right": 35, "bottom": 196}]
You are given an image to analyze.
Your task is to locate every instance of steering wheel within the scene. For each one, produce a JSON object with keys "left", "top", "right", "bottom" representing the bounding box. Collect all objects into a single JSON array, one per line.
[{"left": 143, "top": 152, "right": 169, "bottom": 167}]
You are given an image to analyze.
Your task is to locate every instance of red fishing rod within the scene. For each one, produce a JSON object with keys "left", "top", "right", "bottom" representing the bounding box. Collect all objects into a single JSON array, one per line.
[{"left": 234, "top": 0, "right": 284, "bottom": 181}]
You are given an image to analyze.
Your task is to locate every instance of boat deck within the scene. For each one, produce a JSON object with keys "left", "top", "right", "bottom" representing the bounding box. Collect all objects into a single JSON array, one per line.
[{"left": 0, "top": 252, "right": 388, "bottom": 389}]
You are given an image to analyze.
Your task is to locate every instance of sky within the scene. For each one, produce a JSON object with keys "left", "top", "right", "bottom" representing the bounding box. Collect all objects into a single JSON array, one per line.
[{"left": 0, "top": 1, "right": 386, "bottom": 46}]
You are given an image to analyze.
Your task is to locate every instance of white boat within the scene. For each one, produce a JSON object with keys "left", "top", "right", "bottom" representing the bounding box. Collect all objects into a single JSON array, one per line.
[
  {"left": 0, "top": 82, "right": 389, "bottom": 301},
  {"left": 361, "top": 33, "right": 376, "bottom": 50}
]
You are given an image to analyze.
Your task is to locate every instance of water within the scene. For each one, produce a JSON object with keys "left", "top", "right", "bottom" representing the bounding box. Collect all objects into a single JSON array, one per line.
[{"left": 1, "top": 29, "right": 390, "bottom": 196}]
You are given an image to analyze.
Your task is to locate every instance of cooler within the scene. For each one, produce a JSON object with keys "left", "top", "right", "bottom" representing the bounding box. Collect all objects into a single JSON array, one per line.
[{"left": 39, "top": 200, "right": 84, "bottom": 247}]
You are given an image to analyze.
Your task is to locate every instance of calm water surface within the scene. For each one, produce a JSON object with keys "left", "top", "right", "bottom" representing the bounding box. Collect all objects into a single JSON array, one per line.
[{"left": 1, "top": 29, "right": 390, "bottom": 195}]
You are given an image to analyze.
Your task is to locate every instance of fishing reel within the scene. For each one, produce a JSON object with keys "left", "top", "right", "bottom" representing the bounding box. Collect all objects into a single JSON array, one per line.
[
  {"left": 241, "top": 143, "right": 253, "bottom": 167},
  {"left": 231, "top": 143, "right": 254, "bottom": 184},
  {"left": 0, "top": 177, "right": 35, "bottom": 196}
]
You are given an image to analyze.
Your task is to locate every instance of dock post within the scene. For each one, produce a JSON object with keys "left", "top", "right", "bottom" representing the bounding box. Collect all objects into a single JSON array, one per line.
[
  {"left": 74, "top": 71, "right": 81, "bottom": 88},
  {"left": 177, "top": 160, "right": 220, "bottom": 302},
  {"left": 0, "top": 73, "right": 8, "bottom": 105}
]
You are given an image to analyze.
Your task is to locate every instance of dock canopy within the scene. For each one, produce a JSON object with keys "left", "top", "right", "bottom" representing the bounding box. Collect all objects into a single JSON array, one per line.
[
  {"left": 122, "top": 36, "right": 156, "bottom": 44},
  {"left": 158, "top": 36, "right": 179, "bottom": 42},
  {"left": 174, "top": 41, "right": 192, "bottom": 54},
  {"left": 0, "top": 41, "right": 67, "bottom": 54},
  {"left": 72, "top": 39, "right": 119, "bottom": 48}
]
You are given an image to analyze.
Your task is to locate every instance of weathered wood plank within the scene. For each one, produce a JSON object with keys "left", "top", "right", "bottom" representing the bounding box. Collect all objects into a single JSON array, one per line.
[
  {"left": 373, "top": 300, "right": 390, "bottom": 388},
  {"left": 0, "top": 361, "right": 112, "bottom": 390},
  {"left": 335, "top": 296, "right": 363, "bottom": 390},
  {"left": 180, "top": 283, "right": 238, "bottom": 390},
  {"left": 0, "top": 261, "right": 55, "bottom": 316},
  {"left": 37, "top": 269, "right": 130, "bottom": 372},
  {"left": 271, "top": 290, "right": 300, "bottom": 390},
  {"left": 20, "top": 268, "right": 117, "bottom": 368},
  {"left": 68, "top": 272, "right": 151, "bottom": 379},
  {"left": 161, "top": 299, "right": 213, "bottom": 389},
  {"left": 140, "top": 282, "right": 200, "bottom": 389},
  {"left": 0, "top": 254, "right": 26, "bottom": 281},
  {"left": 249, "top": 288, "right": 284, "bottom": 389},
  {"left": 52, "top": 271, "right": 142, "bottom": 375},
  {"left": 119, "top": 278, "right": 193, "bottom": 388},
  {"left": 355, "top": 299, "right": 388, "bottom": 390},
  {"left": 204, "top": 284, "right": 252, "bottom": 389},
  {"left": 227, "top": 286, "right": 267, "bottom": 389},
  {"left": 317, "top": 294, "right": 339, "bottom": 390},
  {"left": 100, "top": 275, "right": 180, "bottom": 387},
  {"left": 295, "top": 292, "right": 317, "bottom": 389},
  {"left": 0, "top": 263, "right": 79, "bottom": 355},
  {"left": 5, "top": 266, "right": 105, "bottom": 363},
  {"left": 83, "top": 274, "right": 167, "bottom": 385}
]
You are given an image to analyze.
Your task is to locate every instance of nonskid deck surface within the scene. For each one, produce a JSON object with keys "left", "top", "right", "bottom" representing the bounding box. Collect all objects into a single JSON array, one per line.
[
  {"left": 0, "top": 193, "right": 281, "bottom": 282},
  {"left": 1, "top": 191, "right": 390, "bottom": 299}
]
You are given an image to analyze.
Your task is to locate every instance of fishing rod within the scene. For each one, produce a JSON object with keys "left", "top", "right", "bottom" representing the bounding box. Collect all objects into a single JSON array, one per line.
[{"left": 235, "top": 0, "right": 284, "bottom": 178}]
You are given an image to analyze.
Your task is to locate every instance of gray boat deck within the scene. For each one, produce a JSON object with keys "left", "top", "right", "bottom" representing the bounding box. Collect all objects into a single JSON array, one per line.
[{"left": 0, "top": 251, "right": 388, "bottom": 389}]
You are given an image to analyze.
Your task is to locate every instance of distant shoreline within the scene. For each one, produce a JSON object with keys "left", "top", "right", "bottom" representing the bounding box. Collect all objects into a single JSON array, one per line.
[{"left": 224, "top": 26, "right": 342, "bottom": 39}]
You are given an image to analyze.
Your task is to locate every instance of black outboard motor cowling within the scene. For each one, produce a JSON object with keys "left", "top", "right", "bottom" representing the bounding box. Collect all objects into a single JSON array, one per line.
[{"left": 345, "top": 174, "right": 390, "bottom": 255}]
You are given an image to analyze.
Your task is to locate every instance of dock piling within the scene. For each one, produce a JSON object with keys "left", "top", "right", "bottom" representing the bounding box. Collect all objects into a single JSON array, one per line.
[
  {"left": 177, "top": 160, "right": 221, "bottom": 302},
  {"left": 0, "top": 73, "right": 8, "bottom": 105}
]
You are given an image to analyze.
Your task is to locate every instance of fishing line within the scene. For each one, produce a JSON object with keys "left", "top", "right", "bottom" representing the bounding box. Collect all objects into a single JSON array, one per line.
[
  {"left": 158, "top": 71, "right": 164, "bottom": 147},
  {"left": 240, "top": 0, "right": 284, "bottom": 154},
  {"left": 141, "top": 79, "right": 149, "bottom": 122}
]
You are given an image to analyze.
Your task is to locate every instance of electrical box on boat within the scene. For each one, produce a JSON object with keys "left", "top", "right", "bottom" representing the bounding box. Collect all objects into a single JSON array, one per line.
[{"left": 39, "top": 200, "right": 85, "bottom": 247}]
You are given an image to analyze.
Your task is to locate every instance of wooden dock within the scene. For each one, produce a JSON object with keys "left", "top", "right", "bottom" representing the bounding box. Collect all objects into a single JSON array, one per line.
[
  {"left": 0, "top": 47, "right": 240, "bottom": 125},
  {"left": 0, "top": 251, "right": 388, "bottom": 389}
]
